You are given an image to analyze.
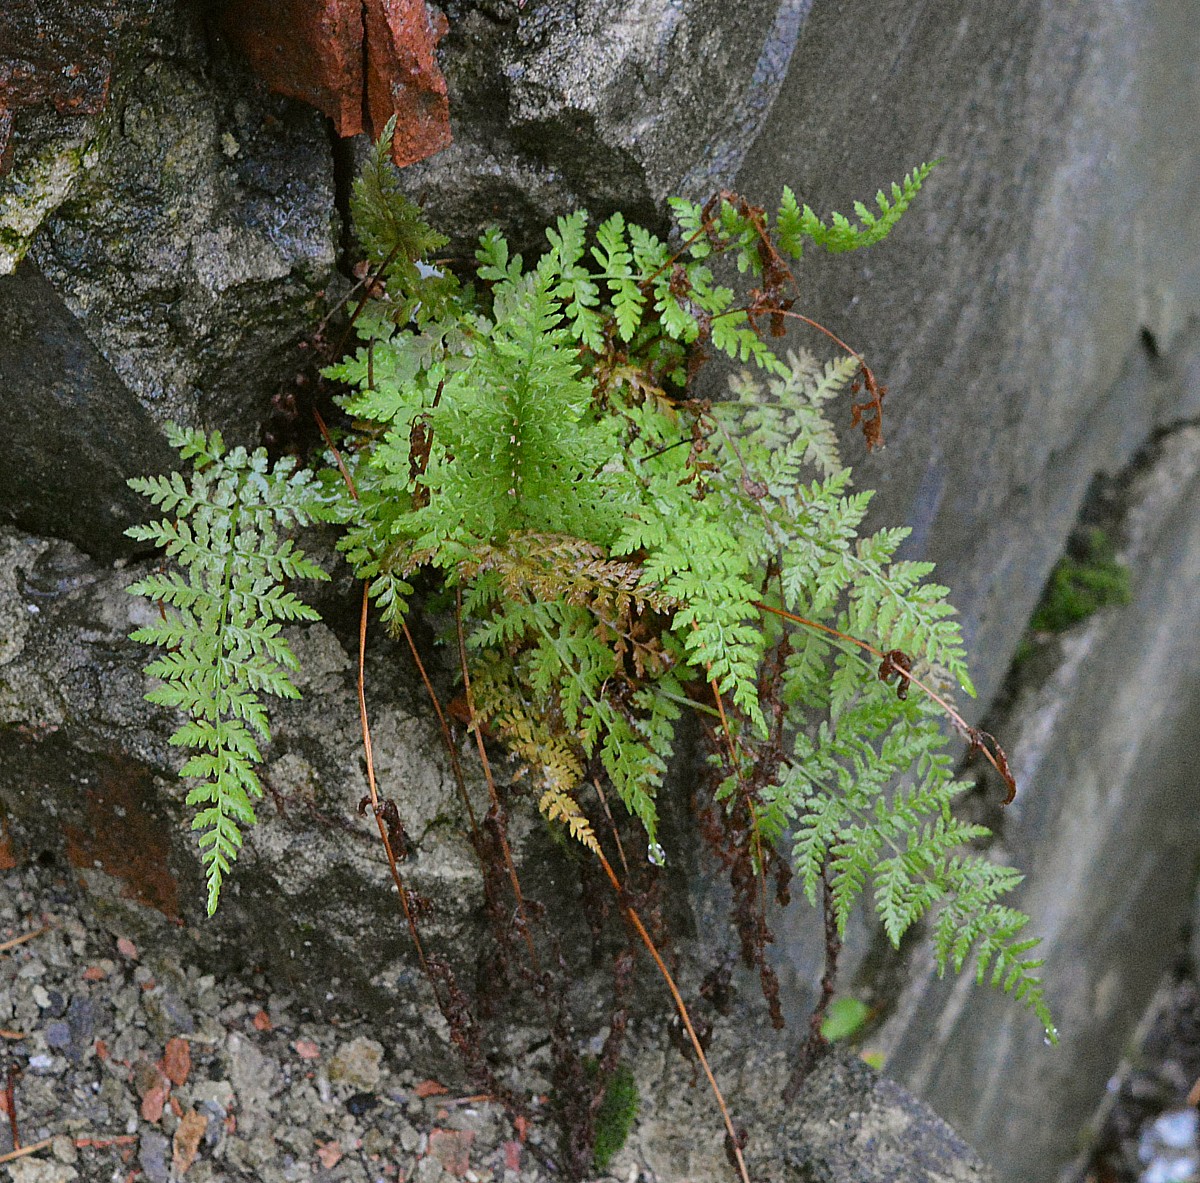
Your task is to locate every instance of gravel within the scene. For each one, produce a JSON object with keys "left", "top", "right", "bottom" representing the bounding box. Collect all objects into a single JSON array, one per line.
[{"left": 0, "top": 859, "right": 615, "bottom": 1183}]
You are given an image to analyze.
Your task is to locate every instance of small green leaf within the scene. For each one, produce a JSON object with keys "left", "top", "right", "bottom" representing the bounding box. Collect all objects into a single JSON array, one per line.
[{"left": 821, "top": 998, "right": 872, "bottom": 1042}]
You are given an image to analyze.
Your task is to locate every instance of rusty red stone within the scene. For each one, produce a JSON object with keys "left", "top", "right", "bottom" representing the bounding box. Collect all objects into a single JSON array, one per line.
[
  {"left": 218, "top": 0, "right": 452, "bottom": 168},
  {"left": 0, "top": 0, "right": 124, "bottom": 173},
  {"left": 215, "top": 0, "right": 367, "bottom": 136}
]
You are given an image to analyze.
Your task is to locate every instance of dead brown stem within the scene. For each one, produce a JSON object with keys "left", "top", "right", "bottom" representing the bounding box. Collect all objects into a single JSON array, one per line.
[
  {"left": 357, "top": 585, "right": 434, "bottom": 979},
  {"left": 593, "top": 849, "right": 751, "bottom": 1183},
  {"left": 454, "top": 590, "right": 543, "bottom": 978},
  {"left": 0, "top": 928, "right": 48, "bottom": 954}
]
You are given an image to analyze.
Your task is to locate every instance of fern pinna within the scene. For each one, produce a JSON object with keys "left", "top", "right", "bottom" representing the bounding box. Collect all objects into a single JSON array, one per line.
[
  {"left": 127, "top": 131, "right": 1053, "bottom": 1048},
  {"left": 126, "top": 426, "right": 334, "bottom": 913}
]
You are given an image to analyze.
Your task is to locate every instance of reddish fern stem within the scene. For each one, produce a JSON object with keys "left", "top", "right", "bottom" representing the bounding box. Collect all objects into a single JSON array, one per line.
[
  {"left": 752, "top": 600, "right": 1016, "bottom": 799},
  {"left": 356, "top": 584, "right": 435, "bottom": 981}
]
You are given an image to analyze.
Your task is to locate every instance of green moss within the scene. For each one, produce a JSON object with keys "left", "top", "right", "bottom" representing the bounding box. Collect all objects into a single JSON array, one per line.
[
  {"left": 1029, "top": 528, "right": 1131, "bottom": 633},
  {"left": 592, "top": 1061, "right": 639, "bottom": 1172},
  {"left": 0, "top": 127, "right": 99, "bottom": 273}
]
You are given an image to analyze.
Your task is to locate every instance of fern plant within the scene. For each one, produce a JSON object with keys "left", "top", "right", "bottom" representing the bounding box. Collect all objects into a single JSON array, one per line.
[
  {"left": 126, "top": 426, "right": 335, "bottom": 913},
  {"left": 126, "top": 132, "right": 1053, "bottom": 1075}
]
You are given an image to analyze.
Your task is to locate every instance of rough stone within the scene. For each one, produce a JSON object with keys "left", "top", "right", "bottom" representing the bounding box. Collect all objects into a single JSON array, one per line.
[
  {"left": 0, "top": 1, "right": 158, "bottom": 268},
  {"left": 624, "top": 1015, "right": 994, "bottom": 1183},
  {"left": 3, "top": 1161, "right": 77, "bottom": 1183},
  {"left": 387, "top": 0, "right": 806, "bottom": 252},
  {"left": 0, "top": 0, "right": 132, "bottom": 156},
  {"left": 137, "top": 1129, "right": 170, "bottom": 1183},
  {"left": 780, "top": 1054, "right": 995, "bottom": 1183},
  {"left": 22, "top": 0, "right": 338, "bottom": 435},
  {"left": 328, "top": 1037, "right": 385, "bottom": 1090},
  {"left": 228, "top": 1031, "right": 278, "bottom": 1136},
  {"left": 0, "top": 264, "right": 179, "bottom": 561},
  {"left": 734, "top": 0, "right": 1200, "bottom": 712}
]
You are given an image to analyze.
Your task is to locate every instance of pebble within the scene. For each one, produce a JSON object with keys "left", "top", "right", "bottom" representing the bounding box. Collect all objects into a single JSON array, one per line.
[
  {"left": 64, "top": 995, "right": 94, "bottom": 1061},
  {"left": 414, "top": 1156, "right": 444, "bottom": 1183},
  {"left": 1138, "top": 1108, "right": 1200, "bottom": 1183},
  {"left": 329, "top": 1037, "right": 385, "bottom": 1090},
  {"left": 4, "top": 1160, "right": 77, "bottom": 1183},
  {"left": 139, "top": 1129, "right": 171, "bottom": 1183},
  {"left": 44, "top": 1019, "right": 72, "bottom": 1049},
  {"left": 50, "top": 1134, "right": 78, "bottom": 1164},
  {"left": 346, "top": 1091, "right": 380, "bottom": 1117}
]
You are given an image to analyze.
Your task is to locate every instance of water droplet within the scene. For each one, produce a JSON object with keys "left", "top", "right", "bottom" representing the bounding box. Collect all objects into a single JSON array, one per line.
[
  {"left": 1043, "top": 1027, "right": 1059, "bottom": 1046},
  {"left": 647, "top": 842, "right": 666, "bottom": 867}
]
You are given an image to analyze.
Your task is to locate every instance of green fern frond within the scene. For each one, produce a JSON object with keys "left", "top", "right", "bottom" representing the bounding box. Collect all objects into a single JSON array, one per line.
[
  {"left": 126, "top": 425, "right": 334, "bottom": 913},
  {"left": 777, "top": 162, "right": 937, "bottom": 257},
  {"left": 351, "top": 117, "right": 447, "bottom": 278},
  {"left": 301, "top": 142, "right": 1052, "bottom": 1039}
]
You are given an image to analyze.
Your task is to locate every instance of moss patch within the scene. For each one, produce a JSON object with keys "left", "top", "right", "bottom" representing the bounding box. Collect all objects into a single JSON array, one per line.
[
  {"left": 592, "top": 1061, "right": 639, "bottom": 1172},
  {"left": 1029, "top": 527, "right": 1132, "bottom": 633}
]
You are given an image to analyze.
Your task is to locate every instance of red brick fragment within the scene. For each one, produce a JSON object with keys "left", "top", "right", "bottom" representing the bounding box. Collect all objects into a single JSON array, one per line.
[
  {"left": 362, "top": 0, "right": 452, "bottom": 167},
  {"left": 316, "top": 1140, "right": 343, "bottom": 1169},
  {"left": 163, "top": 1037, "right": 191, "bottom": 1087},
  {"left": 217, "top": 0, "right": 365, "bottom": 135},
  {"left": 218, "top": 0, "right": 451, "bottom": 168},
  {"left": 172, "top": 1110, "right": 208, "bottom": 1177},
  {"left": 140, "top": 1077, "right": 170, "bottom": 1124},
  {"left": 503, "top": 1140, "right": 521, "bottom": 1172}
]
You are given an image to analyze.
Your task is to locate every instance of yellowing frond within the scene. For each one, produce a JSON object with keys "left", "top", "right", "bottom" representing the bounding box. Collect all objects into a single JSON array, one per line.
[{"left": 539, "top": 786, "right": 601, "bottom": 854}]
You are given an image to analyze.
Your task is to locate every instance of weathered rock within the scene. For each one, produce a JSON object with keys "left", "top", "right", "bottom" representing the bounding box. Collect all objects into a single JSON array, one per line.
[
  {"left": 0, "top": 103, "right": 103, "bottom": 275},
  {"left": 871, "top": 416, "right": 1200, "bottom": 1182},
  {"left": 0, "top": 526, "right": 493, "bottom": 1043},
  {"left": 0, "top": 0, "right": 128, "bottom": 173},
  {"left": 779, "top": 1055, "right": 995, "bottom": 1183},
  {"left": 0, "top": 262, "right": 179, "bottom": 562},
  {"left": 387, "top": 0, "right": 807, "bottom": 250},
  {"left": 26, "top": 3, "right": 339, "bottom": 435},
  {"left": 626, "top": 1026, "right": 994, "bottom": 1183},
  {"left": 0, "top": 1, "right": 160, "bottom": 270},
  {"left": 734, "top": 0, "right": 1200, "bottom": 711}
]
